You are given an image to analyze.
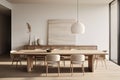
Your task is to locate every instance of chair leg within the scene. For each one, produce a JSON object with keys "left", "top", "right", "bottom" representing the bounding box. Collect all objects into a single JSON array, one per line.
[
  {"left": 101, "top": 58, "right": 104, "bottom": 66},
  {"left": 61, "top": 56, "right": 65, "bottom": 66},
  {"left": 19, "top": 60, "right": 22, "bottom": 65},
  {"left": 63, "top": 60, "right": 65, "bottom": 66},
  {"left": 71, "top": 64, "right": 73, "bottom": 76},
  {"left": 95, "top": 59, "right": 98, "bottom": 69},
  {"left": 35, "top": 58, "right": 37, "bottom": 66},
  {"left": 70, "top": 63, "right": 72, "bottom": 74},
  {"left": 44, "top": 60, "right": 46, "bottom": 66},
  {"left": 58, "top": 62, "right": 60, "bottom": 76},
  {"left": 104, "top": 60, "right": 107, "bottom": 69},
  {"left": 12, "top": 58, "right": 16, "bottom": 66},
  {"left": 11, "top": 60, "right": 14, "bottom": 65},
  {"left": 43, "top": 59, "right": 45, "bottom": 65},
  {"left": 82, "top": 64, "right": 84, "bottom": 75},
  {"left": 16, "top": 61, "right": 18, "bottom": 68},
  {"left": 46, "top": 63, "right": 48, "bottom": 76}
]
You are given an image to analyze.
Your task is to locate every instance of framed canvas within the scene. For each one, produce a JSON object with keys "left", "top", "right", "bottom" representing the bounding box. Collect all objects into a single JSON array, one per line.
[{"left": 47, "top": 19, "right": 76, "bottom": 45}]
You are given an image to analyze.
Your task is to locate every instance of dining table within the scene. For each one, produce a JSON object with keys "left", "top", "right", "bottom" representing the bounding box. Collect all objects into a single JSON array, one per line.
[{"left": 11, "top": 49, "right": 107, "bottom": 72}]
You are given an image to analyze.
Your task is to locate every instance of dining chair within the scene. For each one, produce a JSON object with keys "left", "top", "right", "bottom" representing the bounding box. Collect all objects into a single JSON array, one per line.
[
  {"left": 35, "top": 56, "right": 45, "bottom": 66},
  {"left": 60, "top": 49, "right": 76, "bottom": 66},
  {"left": 53, "top": 49, "right": 66, "bottom": 66},
  {"left": 45, "top": 54, "right": 60, "bottom": 76},
  {"left": 34, "top": 49, "right": 45, "bottom": 66},
  {"left": 70, "top": 54, "right": 85, "bottom": 76},
  {"left": 10, "top": 50, "right": 22, "bottom": 67},
  {"left": 94, "top": 50, "right": 107, "bottom": 69}
]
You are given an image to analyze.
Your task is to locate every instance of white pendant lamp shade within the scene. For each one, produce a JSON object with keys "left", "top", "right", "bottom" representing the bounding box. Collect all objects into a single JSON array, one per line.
[
  {"left": 71, "top": 0, "right": 85, "bottom": 34},
  {"left": 71, "top": 21, "right": 85, "bottom": 34}
]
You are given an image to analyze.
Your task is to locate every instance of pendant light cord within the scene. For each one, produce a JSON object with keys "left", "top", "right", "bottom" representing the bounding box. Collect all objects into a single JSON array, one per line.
[{"left": 77, "top": 0, "right": 79, "bottom": 22}]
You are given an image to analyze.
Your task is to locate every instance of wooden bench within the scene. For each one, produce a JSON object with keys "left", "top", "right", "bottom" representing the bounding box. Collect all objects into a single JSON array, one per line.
[{"left": 24, "top": 45, "right": 97, "bottom": 50}]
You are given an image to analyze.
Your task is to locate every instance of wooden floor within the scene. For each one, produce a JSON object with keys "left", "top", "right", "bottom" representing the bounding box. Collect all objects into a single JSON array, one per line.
[{"left": 0, "top": 55, "right": 120, "bottom": 80}]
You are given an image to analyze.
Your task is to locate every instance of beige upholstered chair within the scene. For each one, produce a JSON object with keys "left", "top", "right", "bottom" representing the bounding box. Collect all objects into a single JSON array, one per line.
[
  {"left": 53, "top": 49, "right": 66, "bottom": 66},
  {"left": 34, "top": 49, "right": 45, "bottom": 66},
  {"left": 35, "top": 56, "right": 45, "bottom": 66},
  {"left": 94, "top": 50, "right": 107, "bottom": 69},
  {"left": 70, "top": 54, "right": 85, "bottom": 76},
  {"left": 10, "top": 50, "right": 22, "bottom": 67},
  {"left": 60, "top": 49, "right": 75, "bottom": 66},
  {"left": 45, "top": 54, "right": 60, "bottom": 76}
]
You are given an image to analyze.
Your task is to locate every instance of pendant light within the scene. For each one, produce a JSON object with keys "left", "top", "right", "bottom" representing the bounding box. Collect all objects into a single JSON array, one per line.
[{"left": 71, "top": 0, "right": 85, "bottom": 34}]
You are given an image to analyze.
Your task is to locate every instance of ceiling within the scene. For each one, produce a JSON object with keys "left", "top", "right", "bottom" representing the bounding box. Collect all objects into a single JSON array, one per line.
[
  {"left": 7, "top": 0, "right": 113, "bottom": 4},
  {"left": 0, "top": 0, "right": 113, "bottom": 16}
]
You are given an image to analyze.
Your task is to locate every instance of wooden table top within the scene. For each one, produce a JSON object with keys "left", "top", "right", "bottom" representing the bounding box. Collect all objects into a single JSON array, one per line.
[{"left": 11, "top": 49, "right": 107, "bottom": 55}]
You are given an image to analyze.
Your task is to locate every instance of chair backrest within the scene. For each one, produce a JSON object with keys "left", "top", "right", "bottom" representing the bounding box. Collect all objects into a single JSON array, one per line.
[
  {"left": 10, "top": 50, "right": 17, "bottom": 53},
  {"left": 46, "top": 54, "right": 60, "bottom": 61},
  {"left": 53, "top": 49, "right": 59, "bottom": 50},
  {"left": 70, "top": 49, "right": 76, "bottom": 51},
  {"left": 71, "top": 54, "right": 85, "bottom": 62},
  {"left": 34, "top": 49, "right": 42, "bottom": 50},
  {"left": 10, "top": 50, "right": 21, "bottom": 59}
]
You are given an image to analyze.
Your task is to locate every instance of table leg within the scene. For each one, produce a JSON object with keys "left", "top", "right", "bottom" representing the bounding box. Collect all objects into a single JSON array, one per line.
[
  {"left": 27, "top": 55, "right": 33, "bottom": 72},
  {"left": 88, "top": 55, "right": 94, "bottom": 72}
]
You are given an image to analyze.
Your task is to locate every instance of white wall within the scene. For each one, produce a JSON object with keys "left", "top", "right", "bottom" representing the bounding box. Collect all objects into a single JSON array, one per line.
[
  {"left": 76, "top": 4, "right": 109, "bottom": 51},
  {"left": 12, "top": 3, "right": 109, "bottom": 51}
]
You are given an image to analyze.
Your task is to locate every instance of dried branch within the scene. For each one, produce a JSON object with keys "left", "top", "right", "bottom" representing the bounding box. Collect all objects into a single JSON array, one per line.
[{"left": 26, "top": 22, "right": 31, "bottom": 33}]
